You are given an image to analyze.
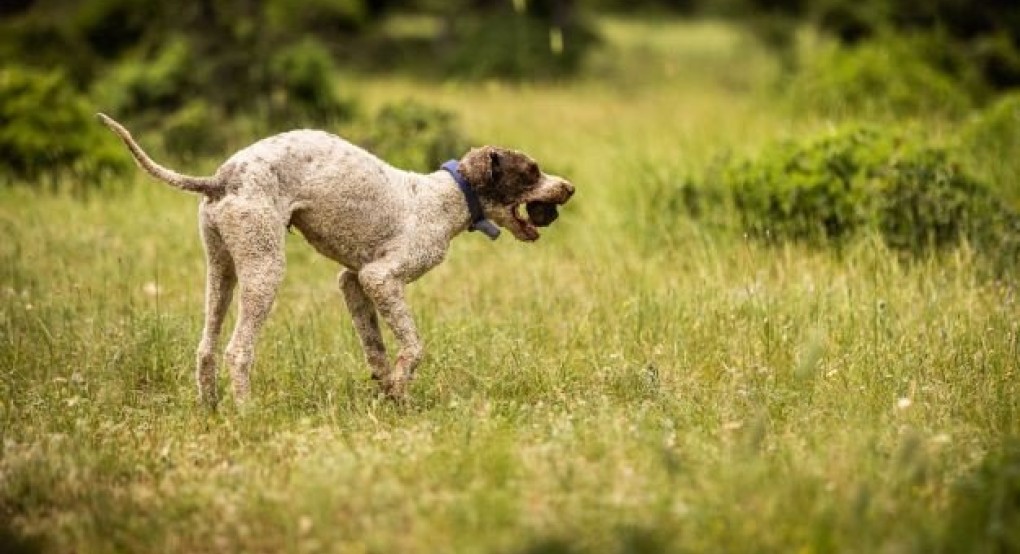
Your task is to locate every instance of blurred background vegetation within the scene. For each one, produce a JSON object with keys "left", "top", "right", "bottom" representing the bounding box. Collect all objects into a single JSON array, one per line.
[
  {"left": 2, "top": 0, "right": 1020, "bottom": 262},
  {"left": 3, "top": 0, "right": 1020, "bottom": 175}
]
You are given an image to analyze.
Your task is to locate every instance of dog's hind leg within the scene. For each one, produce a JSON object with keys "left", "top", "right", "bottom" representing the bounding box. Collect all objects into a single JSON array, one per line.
[
  {"left": 339, "top": 270, "right": 392, "bottom": 381},
  {"left": 195, "top": 219, "right": 236, "bottom": 407},
  {"left": 218, "top": 203, "right": 287, "bottom": 405}
]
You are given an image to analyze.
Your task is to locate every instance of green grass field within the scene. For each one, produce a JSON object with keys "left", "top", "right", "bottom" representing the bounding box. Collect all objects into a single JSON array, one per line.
[{"left": 2, "top": 19, "right": 1018, "bottom": 553}]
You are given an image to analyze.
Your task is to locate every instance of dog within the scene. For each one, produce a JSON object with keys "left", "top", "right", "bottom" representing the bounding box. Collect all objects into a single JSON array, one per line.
[{"left": 98, "top": 114, "right": 574, "bottom": 405}]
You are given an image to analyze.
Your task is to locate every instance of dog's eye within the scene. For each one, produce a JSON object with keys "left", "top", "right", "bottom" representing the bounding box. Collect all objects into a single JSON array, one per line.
[{"left": 528, "top": 163, "right": 540, "bottom": 180}]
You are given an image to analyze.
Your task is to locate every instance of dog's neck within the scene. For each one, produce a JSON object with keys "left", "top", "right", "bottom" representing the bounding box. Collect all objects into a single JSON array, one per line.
[
  {"left": 402, "top": 170, "right": 488, "bottom": 244},
  {"left": 440, "top": 160, "right": 500, "bottom": 240}
]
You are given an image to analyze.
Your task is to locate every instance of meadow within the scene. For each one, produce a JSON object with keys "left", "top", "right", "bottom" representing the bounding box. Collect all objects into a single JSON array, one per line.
[{"left": 2, "top": 18, "right": 1018, "bottom": 553}]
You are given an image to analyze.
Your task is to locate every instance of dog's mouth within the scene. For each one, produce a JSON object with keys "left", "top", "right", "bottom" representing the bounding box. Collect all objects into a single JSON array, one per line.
[
  {"left": 506, "top": 197, "right": 567, "bottom": 242},
  {"left": 508, "top": 203, "right": 540, "bottom": 242}
]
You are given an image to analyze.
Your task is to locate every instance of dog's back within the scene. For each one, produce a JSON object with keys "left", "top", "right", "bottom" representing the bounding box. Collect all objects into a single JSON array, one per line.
[{"left": 212, "top": 130, "right": 418, "bottom": 267}]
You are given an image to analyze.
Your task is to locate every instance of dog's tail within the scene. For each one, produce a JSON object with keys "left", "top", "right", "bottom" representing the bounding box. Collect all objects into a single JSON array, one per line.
[{"left": 97, "top": 113, "right": 223, "bottom": 194}]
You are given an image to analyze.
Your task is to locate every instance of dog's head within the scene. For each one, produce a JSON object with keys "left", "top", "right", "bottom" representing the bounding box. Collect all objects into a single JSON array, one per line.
[{"left": 458, "top": 146, "right": 575, "bottom": 242}]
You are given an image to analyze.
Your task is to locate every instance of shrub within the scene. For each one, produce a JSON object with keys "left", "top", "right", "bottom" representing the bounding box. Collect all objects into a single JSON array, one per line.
[
  {"left": 696, "top": 126, "right": 1019, "bottom": 260},
  {"left": 161, "top": 100, "right": 229, "bottom": 161},
  {"left": 91, "top": 36, "right": 195, "bottom": 116},
  {"left": 266, "top": 37, "right": 355, "bottom": 127},
  {"left": 92, "top": 34, "right": 353, "bottom": 127},
  {"left": 962, "top": 92, "right": 1020, "bottom": 209},
  {"left": 443, "top": 11, "right": 596, "bottom": 80},
  {"left": 263, "top": 0, "right": 367, "bottom": 35},
  {"left": 0, "top": 66, "right": 130, "bottom": 184},
  {"left": 0, "top": 15, "right": 99, "bottom": 87},
  {"left": 942, "top": 439, "right": 1020, "bottom": 552},
  {"left": 91, "top": 35, "right": 353, "bottom": 156},
  {"left": 724, "top": 128, "right": 883, "bottom": 243},
  {"left": 74, "top": 0, "right": 159, "bottom": 59},
  {"left": 738, "top": 0, "right": 1020, "bottom": 91},
  {"left": 788, "top": 35, "right": 974, "bottom": 118},
  {"left": 352, "top": 99, "right": 470, "bottom": 173},
  {"left": 875, "top": 147, "right": 1012, "bottom": 253}
]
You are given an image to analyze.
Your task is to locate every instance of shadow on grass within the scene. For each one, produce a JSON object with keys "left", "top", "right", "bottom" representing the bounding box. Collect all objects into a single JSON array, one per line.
[
  {"left": 516, "top": 526, "right": 673, "bottom": 554},
  {"left": 0, "top": 522, "right": 43, "bottom": 554},
  {"left": 513, "top": 439, "right": 1020, "bottom": 553},
  {"left": 942, "top": 437, "right": 1020, "bottom": 552}
]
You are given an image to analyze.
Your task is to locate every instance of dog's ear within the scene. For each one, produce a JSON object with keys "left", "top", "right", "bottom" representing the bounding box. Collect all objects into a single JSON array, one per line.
[
  {"left": 488, "top": 150, "right": 502, "bottom": 187},
  {"left": 459, "top": 146, "right": 502, "bottom": 190}
]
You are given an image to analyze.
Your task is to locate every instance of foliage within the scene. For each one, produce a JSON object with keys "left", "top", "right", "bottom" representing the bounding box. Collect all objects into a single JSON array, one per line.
[
  {"left": 263, "top": 0, "right": 368, "bottom": 35},
  {"left": 583, "top": 0, "right": 698, "bottom": 13},
  {"left": 2, "top": 0, "right": 599, "bottom": 94},
  {"left": 788, "top": 35, "right": 975, "bottom": 118},
  {"left": 1, "top": 0, "right": 597, "bottom": 179},
  {"left": 962, "top": 92, "right": 1020, "bottom": 209},
  {"left": 0, "top": 10, "right": 99, "bottom": 86},
  {"left": 266, "top": 37, "right": 356, "bottom": 127},
  {"left": 441, "top": 8, "right": 598, "bottom": 80},
  {"left": 91, "top": 36, "right": 195, "bottom": 117},
  {"left": 161, "top": 100, "right": 229, "bottom": 162},
  {"left": 0, "top": 66, "right": 129, "bottom": 183},
  {"left": 817, "top": 0, "right": 1020, "bottom": 90},
  {"left": 874, "top": 147, "right": 1016, "bottom": 256},
  {"left": 943, "top": 439, "right": 1020, "bottom": 552},
  {"left": 691, "top": 126, "right": 1020, "bottom": 260},
  {"left": 90, "top": 34, "right": 354, "bottom": 129},
  {"left": 352, "top": 99, "right": 469, "bottom": 172},
  {"left": 74, "top": 0, "right": 160, "bottom": 59},
  {"left": 733, "top": 0, "right": 1020, "bottom": 92}
]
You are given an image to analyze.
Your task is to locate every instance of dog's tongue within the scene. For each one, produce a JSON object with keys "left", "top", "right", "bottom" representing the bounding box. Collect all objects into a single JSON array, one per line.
[{"left": 526, "top": 202, "right": 559, "bottom": 227}]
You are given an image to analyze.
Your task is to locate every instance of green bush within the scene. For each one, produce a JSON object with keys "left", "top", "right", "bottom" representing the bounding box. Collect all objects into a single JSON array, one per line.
[
  {"left": 266, "top": 37, "right": 355, "bottom": 127},
  {"left": 264, "top": 0, "right": 367, "bottom": 35},
  {"left": 351, "top": 99, "right": 470, "bottom": 173},
  {"left": 724, "top": 128, "right": 882, "bottom": 243},
  {"left": 875, "top": 147, "right": 1012, "bottom": 253},
  {"left": 90, "top": 35, "right": 353, "bottom": 155},
  {"left": 0, "top": 66, "right": 130, "bottom": 184},
  {"left": 963, "top": 92, "right": 1020, "bottom": 209},
  {"left": 788, "top": 35, "right": 973, "bottom": 118},
  {"left": 74, "top": 0, "right": 159, "bottom": 59},
  {"left": 91, "top": 36, "right": 195, "bottom": 116},
  {"left": 161, "top": 100, "right": 229, "bottom": 161},
  {"left": 943, "top": 439, "right": 1020, "bottom": 552},
  {"left": 737, "top": 0, "right": 1020, "bottom": 91},
  {"left": 92, "top": 34, "right": 353, "bottom": 129},
  {"left": 696, "top": 126, "right": 1019, "bottom": 259},
  {"left": 0, "top": 15, "right": 99, "bottom": 87},
  {"left": 444, "top": 11, "right": 595, "bottom": 80}
]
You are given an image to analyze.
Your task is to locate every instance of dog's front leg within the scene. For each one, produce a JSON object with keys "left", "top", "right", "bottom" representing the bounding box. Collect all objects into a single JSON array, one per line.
[
  {"left": 357, "top": 262, "right": 426, "bottom": 400},
  {"left": 338, "top": 270, "right": 391, "bottom": 381}
]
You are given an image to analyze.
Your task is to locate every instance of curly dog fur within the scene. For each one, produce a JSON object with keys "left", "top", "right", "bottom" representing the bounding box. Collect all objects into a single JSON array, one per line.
[{"left": 98, "top": 113, "right": 574, "bottom": 404}]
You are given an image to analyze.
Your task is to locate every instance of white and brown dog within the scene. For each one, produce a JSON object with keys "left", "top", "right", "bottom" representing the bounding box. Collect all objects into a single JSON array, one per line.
[{"left": 99, "top": 114, "right": 574, "bottom": 405}]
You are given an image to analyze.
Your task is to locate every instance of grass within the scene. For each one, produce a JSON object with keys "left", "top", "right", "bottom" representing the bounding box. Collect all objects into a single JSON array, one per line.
[{"left": 2, "top": 17, "right": 1019, "bottom": 553}]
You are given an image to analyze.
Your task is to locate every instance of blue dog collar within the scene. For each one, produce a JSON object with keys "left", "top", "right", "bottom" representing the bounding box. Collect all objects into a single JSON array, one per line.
[{"left": 441, "top": 159, "right": 500, "bottom": 240}]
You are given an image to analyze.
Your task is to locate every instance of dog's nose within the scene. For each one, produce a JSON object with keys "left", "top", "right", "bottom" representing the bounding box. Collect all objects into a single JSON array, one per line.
[{"left": 562, "top": 181, "right": 575, "bottom": 198}]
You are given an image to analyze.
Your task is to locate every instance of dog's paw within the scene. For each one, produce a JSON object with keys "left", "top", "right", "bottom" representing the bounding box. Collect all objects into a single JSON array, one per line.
[{"left": 378, "top": 376, "right": 408, "bottom": 402}]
